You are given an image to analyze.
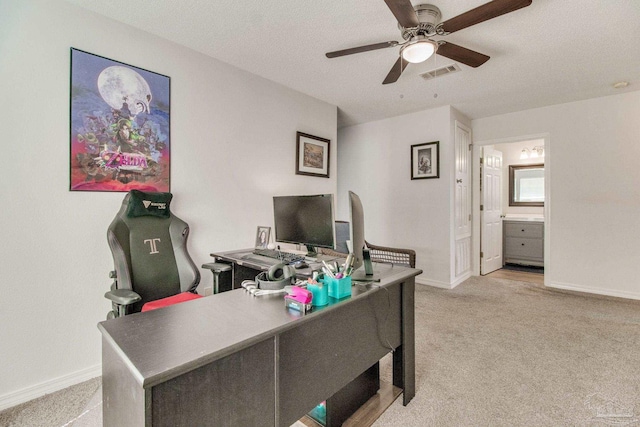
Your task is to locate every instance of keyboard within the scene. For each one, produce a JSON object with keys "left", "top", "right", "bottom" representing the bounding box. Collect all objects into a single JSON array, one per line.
[{"left": 252, "top": 249, "right": 305, "bottom": 264}]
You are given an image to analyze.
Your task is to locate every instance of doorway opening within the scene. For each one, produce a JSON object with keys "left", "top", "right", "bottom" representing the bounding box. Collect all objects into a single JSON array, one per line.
[{"left": 472, "top": 135, "right": 550, "bottom": 285}]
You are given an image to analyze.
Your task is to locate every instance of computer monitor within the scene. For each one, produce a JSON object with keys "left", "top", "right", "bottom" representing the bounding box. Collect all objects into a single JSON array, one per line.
[
  {"left": 334, "top": 221, "right": 350, "bottom": 254},
  {"left": 348, "top": 191, "right": 365, "bottom": 271},
  {"left": 349, "top": 191, "right": 378, "bottom": 281},
  {"left": 273, "top": 194, "right": 336, "bottom": 257}
]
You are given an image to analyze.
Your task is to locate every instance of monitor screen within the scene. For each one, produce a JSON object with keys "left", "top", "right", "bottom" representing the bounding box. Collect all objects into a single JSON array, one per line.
[{"left": 273, "top": 194, "right": 336, "bottom": 254}]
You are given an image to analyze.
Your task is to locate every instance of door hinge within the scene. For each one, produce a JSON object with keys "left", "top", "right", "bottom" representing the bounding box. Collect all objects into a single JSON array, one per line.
[
  {"left": 480, "top": 205, "right": 484, "bottom": 211},
  {"left": 480, "top": 157, "right": 484, "bottom": 164},
  {"left": 480, "top": 251, "right": 484, "bottom": 258},
  {"left": 469, "top": 214, "right": 472, "bottom": 221},
  {"left": 469, "top": 144, "right": 472, "bottom": 151}
]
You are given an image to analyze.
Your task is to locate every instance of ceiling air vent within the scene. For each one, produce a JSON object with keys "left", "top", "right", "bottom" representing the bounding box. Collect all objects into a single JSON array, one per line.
[{"left": 420, "top": 63, "right": 461, "bottom": 80}]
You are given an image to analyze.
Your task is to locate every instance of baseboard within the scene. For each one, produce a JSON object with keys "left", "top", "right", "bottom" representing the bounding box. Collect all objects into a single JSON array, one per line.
[
  {"left": 415, "top": 277, "right": 454, "bottom": 289},
  {"left": 451, "top": 272, "right": 472, "bottom": 288},
  {"left": 547, "top": 281, "right": 640, "bottom": 301},
  {"left": 0, "top": 364, "right": 101, "bottom": 411}
]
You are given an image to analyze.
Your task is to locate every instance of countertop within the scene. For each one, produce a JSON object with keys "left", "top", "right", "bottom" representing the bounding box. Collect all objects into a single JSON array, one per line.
[{"left": 503, "top": 216, "right": 544, "bottom": 222}]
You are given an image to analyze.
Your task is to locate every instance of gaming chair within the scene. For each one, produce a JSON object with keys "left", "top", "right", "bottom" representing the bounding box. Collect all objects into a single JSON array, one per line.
[{"left": 104, "top": 190, "right": 202, "bottom": 318}]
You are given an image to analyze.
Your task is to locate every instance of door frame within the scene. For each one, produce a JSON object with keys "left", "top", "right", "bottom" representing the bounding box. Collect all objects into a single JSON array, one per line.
[{"left": 472, "top": 133, "right": 551, "bottom": 286}]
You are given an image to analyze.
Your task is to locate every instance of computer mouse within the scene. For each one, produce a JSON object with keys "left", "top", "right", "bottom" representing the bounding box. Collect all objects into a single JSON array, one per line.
[{"left": 294, "top": 261, "right": 309, "bottom": 269}]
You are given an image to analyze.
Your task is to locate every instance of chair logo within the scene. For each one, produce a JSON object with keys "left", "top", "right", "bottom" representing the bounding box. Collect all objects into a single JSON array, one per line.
[
  {"left": 142, "top": 200, "right": 166, "bottom": 210},
  {"left": 144, "top": 238, "right": 161, "bottom": 254}
]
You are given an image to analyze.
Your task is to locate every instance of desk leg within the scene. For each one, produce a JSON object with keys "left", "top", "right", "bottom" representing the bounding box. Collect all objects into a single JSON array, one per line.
[
  {"left": 232, "top": 263, "right": 262, "bottom": 289},
  {"left": 102, "top": 337, "right": 150, "bottom": 427},
  {"left": 393, "top": 278, "right": 415, "bottom": 406}
]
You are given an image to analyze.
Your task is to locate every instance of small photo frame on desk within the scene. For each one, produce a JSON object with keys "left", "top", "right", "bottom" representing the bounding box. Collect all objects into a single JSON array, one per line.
[
  {"left": 411, "top": 141, "right": 440, "bottom": 180},
  {"left": 296, "top": 132, "right": 330, "bottom": 178},
  {"left": 255, "top": 226, "right": 271, "bottom": 249}
]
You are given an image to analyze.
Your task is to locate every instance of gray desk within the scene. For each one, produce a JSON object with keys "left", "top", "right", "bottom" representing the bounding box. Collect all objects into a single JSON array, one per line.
[
  {"left": 99, "top": 261, "right": 420, "bottom": 426},
  {"left": 211, "top": 249, "right": 333, "bottom": 289}
]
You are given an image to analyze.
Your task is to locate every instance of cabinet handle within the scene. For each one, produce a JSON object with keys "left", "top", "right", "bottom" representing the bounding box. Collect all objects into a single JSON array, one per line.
[
  {"left": 521, "top": 243, "right": 525, "bottom": 246},
  {"left": 456, "top": 179, "right": 462, "bottom": 183},
  {"left": 521, "top": 229, "right": 525, "bottom": 232}
]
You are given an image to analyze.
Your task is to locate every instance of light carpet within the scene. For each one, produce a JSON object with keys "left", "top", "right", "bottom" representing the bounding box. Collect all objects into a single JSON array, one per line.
[{"left": 375, "top": 276, "right": 640, "bottom": 426}]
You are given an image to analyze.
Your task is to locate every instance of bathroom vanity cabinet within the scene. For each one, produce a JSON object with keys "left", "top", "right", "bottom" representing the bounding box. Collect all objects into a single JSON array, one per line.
[{"left": 503, "top": 220, "right": 544, "bottom": 267}]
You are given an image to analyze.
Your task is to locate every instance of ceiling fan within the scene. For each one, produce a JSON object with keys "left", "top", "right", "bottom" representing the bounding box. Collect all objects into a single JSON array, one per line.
[{"left": 325, "top": 0, "right": 532, "bottom": 84}]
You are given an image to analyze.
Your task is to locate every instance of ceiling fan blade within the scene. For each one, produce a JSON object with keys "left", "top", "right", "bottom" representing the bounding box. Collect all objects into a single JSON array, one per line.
[
  {"left": 326, "top": 41, "right": 399, "bottom": 58},
  {"left": 382, "top": 56, "right": 409, "bottom": 85},
  {"left": 440, "top": 0, "right": 532, "bottom": 34},
  {"left": 437, "top": 42, "right": 490, "bottom": 68},
  {"left": 384, "top": 0, "right": 420, "bottom": 28}
]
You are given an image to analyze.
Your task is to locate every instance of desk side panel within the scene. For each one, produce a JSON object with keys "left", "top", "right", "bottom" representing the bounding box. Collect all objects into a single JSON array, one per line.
[
  {"left": 102, "top": 336, "right": 149, "bottom": 427},
  {"left": 278, "top": 284, "right": 401, "bottom": 427},
  {"left": 151, "top": 337, "right": 275, "bottom": 426},
  {"left": 393, "top": 277, "right": 415, "bottom": 405}
]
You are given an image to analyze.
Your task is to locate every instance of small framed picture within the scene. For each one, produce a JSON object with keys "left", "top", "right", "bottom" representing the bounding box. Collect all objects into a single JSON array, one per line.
[
  {"left": 255, "top": 226, "right": 271, "bottom": 249},
  {"left": 411, "top": 141, "right": 440, "bottom": 180},
  {"left": 296, "top": 132, "right": 330, "bottom": 178}
]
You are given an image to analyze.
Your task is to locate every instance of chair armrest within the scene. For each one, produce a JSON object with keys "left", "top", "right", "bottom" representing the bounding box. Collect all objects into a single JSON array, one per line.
[
  {"left": 365, "top": 240, "right": 416, "bottom": 268},
  {"left": 201, "top": 262, "right": 232, "bottom": 273},
  {"left": 104, "top": 289, "right": 142, "bottom": 306}
]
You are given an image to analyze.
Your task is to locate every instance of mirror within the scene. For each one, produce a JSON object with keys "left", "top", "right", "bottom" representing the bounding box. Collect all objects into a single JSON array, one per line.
[{"left": 509, "top": 164, "right": 544, "bottom": 206}]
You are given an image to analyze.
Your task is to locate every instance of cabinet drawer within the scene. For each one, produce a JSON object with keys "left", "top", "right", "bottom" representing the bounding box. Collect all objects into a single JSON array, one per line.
[
  {"left": 504, "top": 222, "right": 543, "bottom": 239},
  {"left": 505, "top": 237, "right": 543, "bottom": 259}
]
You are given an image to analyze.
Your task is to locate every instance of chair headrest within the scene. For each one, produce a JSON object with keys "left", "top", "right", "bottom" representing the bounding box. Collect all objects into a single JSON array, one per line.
[{"left": 125, "top": 190, "right": 173, "bottom": 218}]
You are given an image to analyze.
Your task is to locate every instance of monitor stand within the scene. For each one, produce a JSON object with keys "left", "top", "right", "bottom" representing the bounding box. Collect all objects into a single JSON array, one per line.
[
  {"left": 350, "top": 268, "right": 381, "bottom": 283},
  {"left": 350, "top": 254, "right": 381, "bottom": 282},
  {"left": 305, "top": 245, "right": 319, "bottom": 259}
]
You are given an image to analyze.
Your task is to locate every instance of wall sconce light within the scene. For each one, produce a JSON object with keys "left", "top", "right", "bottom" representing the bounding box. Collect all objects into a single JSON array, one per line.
[{"left": 520, "top": 146, "right": 544, "bottom": 160}]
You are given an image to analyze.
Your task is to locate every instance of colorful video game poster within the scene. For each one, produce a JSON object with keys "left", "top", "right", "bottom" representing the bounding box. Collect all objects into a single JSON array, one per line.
[{"left": 70, "top": 48, "right": 170, "bottom": 192}]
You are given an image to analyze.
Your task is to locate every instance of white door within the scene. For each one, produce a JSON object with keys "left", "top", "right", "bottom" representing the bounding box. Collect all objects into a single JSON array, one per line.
[
  {"left": 454, "top": 121, "right": 472, "bottom": 278},
  {"left": 481, "top": 146, "right": 503, "bottom": 275}
]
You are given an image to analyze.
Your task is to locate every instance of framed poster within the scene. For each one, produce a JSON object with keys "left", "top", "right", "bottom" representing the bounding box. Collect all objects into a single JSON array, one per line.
[
  {"left": 296, "top": 132, "right": 330, "bottom": 178},
  {"left": 411, "top": 141, "right": 440, "bottom": 180},
  {"left": 69, "top": 48, "right": 170, "bottom": 192}
]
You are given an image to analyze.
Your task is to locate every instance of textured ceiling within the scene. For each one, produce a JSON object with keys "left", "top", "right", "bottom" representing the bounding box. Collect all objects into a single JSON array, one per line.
[{"left": 64, "top": 0, "right": 640, "bottom": 128}]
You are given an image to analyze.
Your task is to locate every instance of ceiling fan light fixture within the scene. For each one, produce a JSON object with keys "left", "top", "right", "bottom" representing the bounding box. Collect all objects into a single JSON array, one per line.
[{"left": 401, "top": 38, "right": 436, "bottom": 63}]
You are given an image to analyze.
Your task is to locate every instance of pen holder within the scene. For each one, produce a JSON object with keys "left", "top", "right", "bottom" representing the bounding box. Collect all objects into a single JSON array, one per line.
[
  {"left": 307, "top": 282, "right": 328, "bottom": 307},
  {"left": 324, "top": 276, "right": 352, "bottom": 299}
]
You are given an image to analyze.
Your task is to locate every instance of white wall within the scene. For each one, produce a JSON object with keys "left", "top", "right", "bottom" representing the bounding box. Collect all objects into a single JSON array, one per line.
[
  {"left": 473, "top": 91, "right": 640, "bottom": 299},
  {"left": 0, "top": 0, "right": 337, "bottom": 407},
  {"left": 337, "top": 106, "right": 456, "bottom": 287}
]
